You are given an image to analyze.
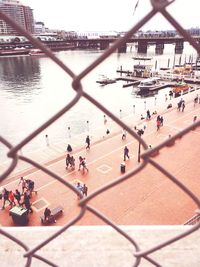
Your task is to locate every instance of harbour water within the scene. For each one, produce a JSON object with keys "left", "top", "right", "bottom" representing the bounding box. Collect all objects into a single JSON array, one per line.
[{"left": 0, "top": 43, "right": 197, "bottom": 162}]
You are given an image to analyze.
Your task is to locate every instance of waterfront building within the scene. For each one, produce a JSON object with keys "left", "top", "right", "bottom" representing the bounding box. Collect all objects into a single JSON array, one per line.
[
  {"left": 34, "top": 21, "right": 46, "bottom": 34},
  {"left": 76, "top": 30, "right": 119, "bottom": 39},
  {"left": 0, "top": 0, "right": 35, "bottom": 35}
]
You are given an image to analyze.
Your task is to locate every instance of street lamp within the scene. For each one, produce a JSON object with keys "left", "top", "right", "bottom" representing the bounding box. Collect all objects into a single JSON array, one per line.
[{"left": 137, "top": 128, "right": 145, "bottom": 163}]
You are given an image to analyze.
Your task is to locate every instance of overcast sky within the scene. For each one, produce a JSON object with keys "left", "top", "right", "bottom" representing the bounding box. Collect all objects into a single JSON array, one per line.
[{"left": 20, "top": 0, "right": 200, "bottom": 32}]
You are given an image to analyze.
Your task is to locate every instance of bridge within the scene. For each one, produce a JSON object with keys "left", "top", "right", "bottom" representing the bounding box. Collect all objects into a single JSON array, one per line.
[{"left": 0, "top": 36, "right": 199, "bottom": 54}]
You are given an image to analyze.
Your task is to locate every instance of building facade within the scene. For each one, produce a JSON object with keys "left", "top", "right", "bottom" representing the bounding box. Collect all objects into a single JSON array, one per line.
[{"left": 0, "top": 0, "right": 35, "bottom": 35}]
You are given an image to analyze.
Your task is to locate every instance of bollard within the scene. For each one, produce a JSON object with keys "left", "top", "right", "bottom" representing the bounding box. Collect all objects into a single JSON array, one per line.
[
  {"left": 45, "top": 134, "right": 49, "bottom": 146},
  {"left": 119, "top": 109, "right": 122, "bottom": 119},
  {"left": 120, "top": 162, "right": 126, "bottom": 173},
  {"left": 86, "top": 120, "right": 89, "bottom": 132},
  {"left": 68, "top": 127, "right": 71, "bottom": 138},
  {"left": 133, "top": 105, "right": 135, "bottom": 114}
]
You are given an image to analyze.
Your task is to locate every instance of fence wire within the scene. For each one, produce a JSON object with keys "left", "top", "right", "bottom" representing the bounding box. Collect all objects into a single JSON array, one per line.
[{"left": 1, "top": 0, "right": 200, "bottom": 266}]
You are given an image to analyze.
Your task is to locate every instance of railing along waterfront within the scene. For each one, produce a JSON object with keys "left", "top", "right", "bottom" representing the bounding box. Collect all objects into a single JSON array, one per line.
[{"left": 1, "top": 0, "right": 200, "bottom": 266}]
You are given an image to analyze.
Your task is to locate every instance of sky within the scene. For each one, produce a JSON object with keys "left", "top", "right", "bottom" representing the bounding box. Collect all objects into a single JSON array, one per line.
[{"left": 20, "top": 0, "right": 200, "bottom": 32}]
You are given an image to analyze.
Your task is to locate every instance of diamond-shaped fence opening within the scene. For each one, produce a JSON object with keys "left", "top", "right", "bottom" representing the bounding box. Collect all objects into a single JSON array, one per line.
[{"left": 1, "top": 0, "right": 200, "bottom": 266}]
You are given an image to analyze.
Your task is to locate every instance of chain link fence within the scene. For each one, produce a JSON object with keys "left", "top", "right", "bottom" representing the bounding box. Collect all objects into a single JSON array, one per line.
[{"left": 1, "top": 0, "right": 200, "bottom": 266}]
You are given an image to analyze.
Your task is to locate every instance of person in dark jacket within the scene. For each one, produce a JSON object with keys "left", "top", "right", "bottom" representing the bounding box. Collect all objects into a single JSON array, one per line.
[
  {"left": 22, "top": 192, "right": 33, "bottom": 213},
  {"left": 14, "top": 189, "right": 21, "bottom": 205},
  {"left": 85, "top": 135, "right": 90, "bottom": 149},
  {"left": 67, "top": 144, "right": 72, "bottom": 153},
  {"left": 124, "top": 146, "right": 130, "bottom": 161},
  {"left": 1, "top": 188, "right": 11, "bottom": 209}
]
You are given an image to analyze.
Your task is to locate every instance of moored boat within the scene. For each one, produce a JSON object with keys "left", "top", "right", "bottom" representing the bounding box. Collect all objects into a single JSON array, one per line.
[
  {"left": 173, "top": 64, "right": 193, "bottom": 75},
  {"left": 96, "top": 75, "right": 116, "bottom": 85},
  {"left": 29, "top": 49, "right": 45, "bottom": 56},
  {"left": 132, "top": 56, "right": 152, "bottom": 61},
  {"left": 137, "top": 77, "right": 160, "bottom": 92},
  {"left": 0, "top": 47, "right": 30, "bottom": 57},
  {"left": 172, "top": 82, "right": 190, "bottom": 96}
]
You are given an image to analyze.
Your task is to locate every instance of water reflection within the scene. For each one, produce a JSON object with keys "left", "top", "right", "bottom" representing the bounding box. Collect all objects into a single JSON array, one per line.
[{"left": 0, "top": 56, "right": 41, "bottom": 96}]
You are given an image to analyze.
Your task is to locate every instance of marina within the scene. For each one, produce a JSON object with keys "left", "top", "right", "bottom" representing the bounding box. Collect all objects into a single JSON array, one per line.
[{"left": 1, "top": 46, "right": 200, "bottom": 159}]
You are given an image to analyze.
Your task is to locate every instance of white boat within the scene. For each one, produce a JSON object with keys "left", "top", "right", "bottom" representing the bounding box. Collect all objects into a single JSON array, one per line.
[
  {"left": 137, "top": 77, "right": 160, "bottom": 92},
  {"left": 132, "top": 57, "right": 153, "bottom": 78},
  {"left": 96, "top": 75, "right": 116, "bottom": 85},
  {"left": 29, "top": 49, "right": 45, "bottom": 56},
  {"left": 132, "top": 56, "right": 152, "bottom": 61},
  {"left": 0, "top": 47, "right": 29, "bottom": 57}
]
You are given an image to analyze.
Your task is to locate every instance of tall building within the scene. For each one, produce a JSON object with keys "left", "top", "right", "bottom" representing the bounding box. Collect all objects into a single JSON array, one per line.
[{"left": 0, "top": 0, "right": 35, "bottom": 35}]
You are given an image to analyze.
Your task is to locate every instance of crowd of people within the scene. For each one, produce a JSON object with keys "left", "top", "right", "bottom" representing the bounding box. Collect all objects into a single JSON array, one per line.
[{"left": 1, "top": 177, "right": 36, "bottom": 213}]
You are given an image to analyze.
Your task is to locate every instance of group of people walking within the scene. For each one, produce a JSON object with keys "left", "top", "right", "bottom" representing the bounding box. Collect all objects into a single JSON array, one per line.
[
  {"left": 1, "top": 177, "right": 36, "bottom": 213},
  {"left": 156, "top": 115, "right": 164, "bottom": 131},
  {"left": 75, "top": 182, "right": 88, "bottom": 199},
  {"left": 65, "top": 153, "right": 89, "bottom": 173},
  {"left": 177, "top": 99, "right": 186, "bottom": 112}
]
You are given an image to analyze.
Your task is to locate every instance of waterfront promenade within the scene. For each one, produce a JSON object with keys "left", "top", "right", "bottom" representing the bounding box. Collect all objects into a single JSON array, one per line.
[{"left": 0, "top": 88, "right": 200, "bottom": 226}]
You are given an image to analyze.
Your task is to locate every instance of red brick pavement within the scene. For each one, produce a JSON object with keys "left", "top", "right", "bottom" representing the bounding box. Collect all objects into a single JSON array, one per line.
[{"left": 1, "top": 98, "right": 200, "bottom": 226}]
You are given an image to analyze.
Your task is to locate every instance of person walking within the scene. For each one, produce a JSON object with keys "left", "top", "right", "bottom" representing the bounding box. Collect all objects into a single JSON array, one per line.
[
  {"left": 66, "top": 144, "right": 72, "bottom": 153},
  {"left": 85, "top": 135, "right": 90, "bottom": 150},
  {"left": 157, "top": 119, "right": 161, "bottom": 131},
  {"left": 194, "top": 95, "right": 198, "bottom": 106},
  {"left": 182, "top": 101, "right": 185, "bottom": 112},
  {"left": 146, "top": 110, "right": 151, "bottom": 120},
  {"left": 78, "top": 156, "right": 84, "bottom": 171},
  {"left": 1, "top": 188, "right": 11, "bottom": 209},
  {"left": 26, "top": 179, "right": 35, "bottom": 198},
  {"left": 18, "top": 177, "right": 27, "bottom": 194},
  {"left": 65, "top": 154, "right": 71, "bottom": 169},
  {"left": 177, "top": 101, "right": 182, "bottom": 111},
  {"left": 14, "top": 189, "right": 21, "bottom": 205},
  {"left": 76, "top": 182, "right": 83, "bottom": 199},
  {"left": 82, "top": 184, "right": 88, "bottom": 197},
  {"left": 193, "top": 115, "right": 197, "bottom": 123},
  {"left": 22, "top": 192, "right": 33, "bottom": 213},
  {"left": 82, "top": 158, "right": 89, "bottom": 172},
  {"left": 8, "top": 190, "right": 15, "bottom": 207},
  {"left": 121, "top": 128, "right": 126, "bottom": 140},
  {"left": 70, "top": 155, "right": 75, "bottom": 169},
  {"left": 124, "top": 146, "right": 130, "bottom": 161},
  {"left": 160, "top": 116, "right": 164, "bottom": 126}
]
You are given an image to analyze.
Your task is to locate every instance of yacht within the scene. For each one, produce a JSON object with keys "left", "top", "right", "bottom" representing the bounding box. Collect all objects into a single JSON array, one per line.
[
  {"left": 96, "top": 75, "right": 116, "bottom": 85},
  {"left": 137, "top": 77, "right": 160, "bottom": 92},
  {"left": 172, "top": 81, "right": 190, "bottom": 96},
  {"left": 29, "top": 49, "right": 45, "bottom": 56}
]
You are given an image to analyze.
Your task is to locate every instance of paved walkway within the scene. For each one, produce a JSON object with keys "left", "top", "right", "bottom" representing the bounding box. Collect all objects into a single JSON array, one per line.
[
  {"left": 1, "top": 226, "right": 199, "bottom": 267},
  {"left": 1, "top": 88, "right": 200, "bottom": 226}
]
